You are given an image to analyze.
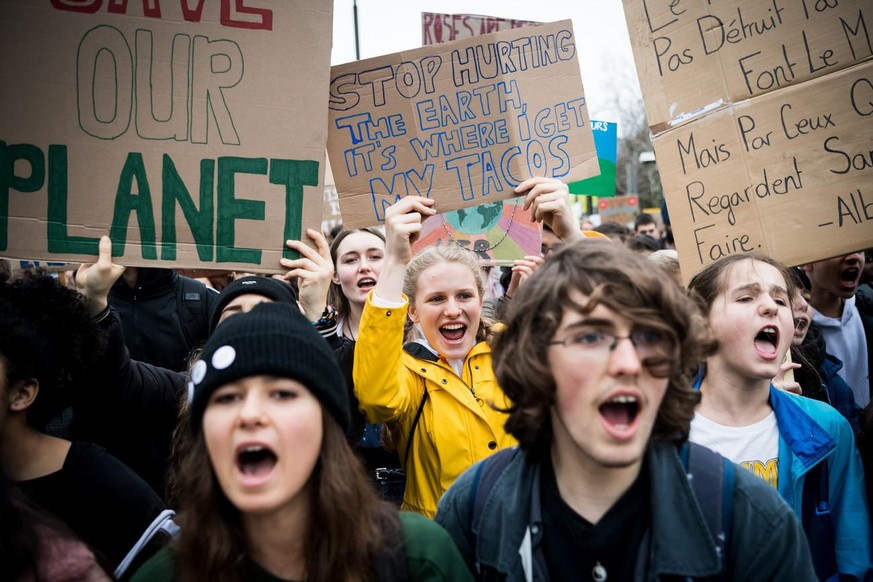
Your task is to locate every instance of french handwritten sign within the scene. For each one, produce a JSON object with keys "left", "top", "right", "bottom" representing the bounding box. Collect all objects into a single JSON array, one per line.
[
  {"left": 327, "top": 20, "right": 600, "bottom": 229},
  {"left": 624, "top": 0, "right": 873, "bottom": 279},
  {"left": 0, "top": 1, "right": 332, "bottom": 272}
]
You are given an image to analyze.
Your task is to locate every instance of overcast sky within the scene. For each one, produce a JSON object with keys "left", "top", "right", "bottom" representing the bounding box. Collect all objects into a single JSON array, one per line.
[{"left": 330, "top": 0, "right": 644, "bottom": 127}]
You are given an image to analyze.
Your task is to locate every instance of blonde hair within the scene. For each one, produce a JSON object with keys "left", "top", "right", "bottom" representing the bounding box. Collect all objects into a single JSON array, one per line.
[{"left": 403, "top": 243, "right": 492, "bottom": 342}]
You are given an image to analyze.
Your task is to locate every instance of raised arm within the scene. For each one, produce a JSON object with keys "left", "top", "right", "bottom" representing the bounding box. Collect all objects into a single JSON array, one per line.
[
  {"left": 353, "top": 196, "right": 434, "bottom": 424},
  {"left": 374, "top": 196, "right": 435, "bottom": 302}
]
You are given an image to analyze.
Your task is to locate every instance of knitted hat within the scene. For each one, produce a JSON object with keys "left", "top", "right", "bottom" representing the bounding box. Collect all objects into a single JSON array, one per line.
[
  {"left": 209, "top": 276, "right": 297, "bottom": 332},
  {"left": 189, "top": 301, "right": 350, "bottom": 434}
]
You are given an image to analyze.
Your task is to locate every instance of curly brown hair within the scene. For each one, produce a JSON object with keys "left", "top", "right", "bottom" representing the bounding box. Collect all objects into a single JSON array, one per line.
[{"left": 492, "top": 240, "right": 714, "bottom": 458}]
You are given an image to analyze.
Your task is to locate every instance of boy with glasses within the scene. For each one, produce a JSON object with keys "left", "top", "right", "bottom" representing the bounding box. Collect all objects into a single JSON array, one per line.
[{"left": 436, "top": 241, "right": 816, "bottom": 581}]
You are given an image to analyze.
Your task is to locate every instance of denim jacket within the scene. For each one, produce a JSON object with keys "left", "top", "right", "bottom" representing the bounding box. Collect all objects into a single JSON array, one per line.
[{"left": 436, "top": 442, "right": 816, "bottom": 581}]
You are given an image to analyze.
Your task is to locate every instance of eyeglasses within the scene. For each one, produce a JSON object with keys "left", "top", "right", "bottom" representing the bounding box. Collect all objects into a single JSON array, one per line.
[{"left": 549, "top": 327, "right": 669, "bottom": 360}]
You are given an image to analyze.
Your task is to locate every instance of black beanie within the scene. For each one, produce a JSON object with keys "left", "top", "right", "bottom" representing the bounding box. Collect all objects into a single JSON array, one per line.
[
  {"left": 189, "top": 302, "right": 350, "bottom": 434},
  {"left": 209, "top": 276, "right": 297, "bottom": 332}
]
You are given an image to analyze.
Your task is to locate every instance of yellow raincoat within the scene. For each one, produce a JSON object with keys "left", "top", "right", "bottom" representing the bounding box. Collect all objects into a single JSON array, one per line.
[{"left": 353, "top": 294, "right": 515, "bottom": 517}]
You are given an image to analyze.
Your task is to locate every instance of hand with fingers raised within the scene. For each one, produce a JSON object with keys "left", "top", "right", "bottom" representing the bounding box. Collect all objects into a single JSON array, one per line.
[
  {"left": 76, "top": 236, "right": 126, "bottom": 316},
  {"left": 375, "top": 196, "right": 436, "bottom": 303},
  {"left": 506, "top": 255, "right": 545, "bottom": 300},
  {"left": 278, "top": 229, "right": 334, "bottom": 322},
  {"left": 383, "top": 196, "right": 435, "bottom": 266},
  {"left": 516, "top": 177, "right": 584, "bottom": 243},
  {"left": 773, "top": 360, "right": 803, "bottom": 395}
]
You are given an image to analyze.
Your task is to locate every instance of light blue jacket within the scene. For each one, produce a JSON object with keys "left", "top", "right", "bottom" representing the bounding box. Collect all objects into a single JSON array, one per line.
[{"left": 769, "top": 386, "right": 871, "bottom": 580}]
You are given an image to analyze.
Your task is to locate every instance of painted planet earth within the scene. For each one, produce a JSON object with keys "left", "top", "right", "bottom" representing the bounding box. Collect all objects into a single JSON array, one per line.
[{"left": 445, "top": 201, "right": 504, "bottom": 234}]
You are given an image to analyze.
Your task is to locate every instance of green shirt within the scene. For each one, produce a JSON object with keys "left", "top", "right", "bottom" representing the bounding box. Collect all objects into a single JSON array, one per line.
[{"left": 131, "top": 512, "right": 473, "bottom": 582}]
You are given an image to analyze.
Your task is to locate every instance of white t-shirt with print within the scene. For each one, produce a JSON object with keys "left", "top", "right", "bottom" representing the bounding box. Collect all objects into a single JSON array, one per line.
[{"left": 690, "top": 411, "right": 780, "bottom": 489}]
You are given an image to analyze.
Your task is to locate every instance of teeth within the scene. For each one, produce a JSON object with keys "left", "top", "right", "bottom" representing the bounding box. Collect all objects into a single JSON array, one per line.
[
  {"left": 242, "top": 446, "right": 265, "bottom": 453},
  {"left": 608, "top": 395, "right": 637, "bottom": 404},
  {"left": 442, "top": 324, "right": 464, "bottom": 330},
  {"left": 761, "top": 328, "right": 776, "bottom": 336}
]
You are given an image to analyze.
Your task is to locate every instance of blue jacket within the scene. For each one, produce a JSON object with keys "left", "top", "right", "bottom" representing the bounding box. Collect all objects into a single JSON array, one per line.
[
  {"left": 819, "top": 354, "right": 862, "bottom": 433},
  {"left": 769, "top": 386, "right": 871, "bottom": 580}
]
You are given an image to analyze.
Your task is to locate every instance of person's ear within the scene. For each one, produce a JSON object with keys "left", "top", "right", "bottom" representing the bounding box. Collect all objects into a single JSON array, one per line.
[
  {"left": 9, "top": 379, "right": 38, "bottom": 412},
  {"left": 331, "top": 272, "right": 340, "bottom": 285},
  {"left": 408, "top": 304, "right": 420, "bottom": 324}
]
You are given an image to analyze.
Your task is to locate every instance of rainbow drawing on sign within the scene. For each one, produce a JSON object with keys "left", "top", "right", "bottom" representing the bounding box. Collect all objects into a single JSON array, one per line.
[{"left": 412, "top": 197, "right": 541, "bottom": 265}]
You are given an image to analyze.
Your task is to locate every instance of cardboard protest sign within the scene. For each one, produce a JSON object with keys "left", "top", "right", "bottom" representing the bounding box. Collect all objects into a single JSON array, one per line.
[
  {"left": 422, "top": 12, "right": 539, "bottom": 45},
  {"left": 597, "top": 194, "right": 641, "bottom": 227},
  {"left": 8, "top": 260, "right": 72, "bottom": 277},
  {"left": 624, "top": 0, "right": 873, "bottom": 280},
  {"left": 413, "top": 12, "right": 543, "bottom": 264},
  {"left": 569, "top": 120, "right": 618, "bottom": 198},
  {"left": 328, "top": 20, "right": 600, "bottom": 229},
  {"left": 0, "top": 1, "right": 333, "bottom": 273}
]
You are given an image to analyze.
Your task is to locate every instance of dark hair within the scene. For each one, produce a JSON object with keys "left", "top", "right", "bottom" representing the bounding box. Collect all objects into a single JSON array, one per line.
[
  {"left": 0, "top": 276, "right": 106, "bottom": 428},
  {"left": 328, "top": 228, "right": 386, "bottom": 318},
  {"left": 492, "top": 240, "right": 714, "bottom": 457},
  {"left": 592, "top": 221, "right": 631, "bottom": 243},
  {"left": 174, "top": 409, "right": 399, "bottom": 581},
  {"left": 687, "top": 253, "right": 798, "bottom": 316},
  {"left": 792, "top": 266, "right": 812, "bottom": 292},
  {"left": 628, "top": 234, "right": 661, "bottom": 253},
  {"left": 634, "top": 212, "right": 657, "bottom": 230},
  {"left": 328, "top": 223, "right": 344, "bottom": 243}
]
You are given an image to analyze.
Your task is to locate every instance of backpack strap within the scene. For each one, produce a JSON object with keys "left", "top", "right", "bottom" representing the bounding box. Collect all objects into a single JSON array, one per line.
[
  {"left": 114, "top": 509, "right": 179, "bottom": 580},
  {"left": 403, "top": 390, "right": 429, "bottom": 469},
  {"left": 683, "top": 442, "right": 733, "bottom": 580},
  {"left": 465, "top": 448, "right": 518, "bottom": 578},
  {"left": 469, "top": 448, "right": 518, "bottom": 531}
]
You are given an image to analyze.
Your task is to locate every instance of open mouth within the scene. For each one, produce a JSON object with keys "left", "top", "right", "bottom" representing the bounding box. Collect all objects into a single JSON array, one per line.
[
  {"left": 439, "top": 322, "right": 467, "bottom": 342},
  {"left": 357, "top": 277, "right": 376, "bottom": 291},
  {"left": 599, "top": 395, "right": 640, "bottom": 431},
  {"left": 794, "top": 317, "right": 809, "bottom": 335},
  {"left": 840, "top": 267, "right": 859, "bottom": 288},
  {"left": 236, "top": 445, "right": 277, "bottom": 482},
  {"left": 754, "top": 326, "right": 779, "bottom": 356}
]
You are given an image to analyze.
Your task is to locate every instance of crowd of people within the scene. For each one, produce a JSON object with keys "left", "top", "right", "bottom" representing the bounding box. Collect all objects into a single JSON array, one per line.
[{"left": 1, "top": 176, "right": 872, "bottom": 581}]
